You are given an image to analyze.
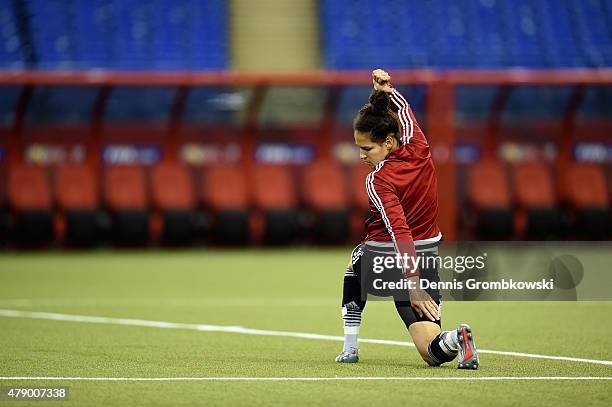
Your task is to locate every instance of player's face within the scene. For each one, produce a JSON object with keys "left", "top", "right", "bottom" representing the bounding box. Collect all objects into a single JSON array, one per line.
[{"left": 354, "top": 131, "right": 392, "bottom": 168}]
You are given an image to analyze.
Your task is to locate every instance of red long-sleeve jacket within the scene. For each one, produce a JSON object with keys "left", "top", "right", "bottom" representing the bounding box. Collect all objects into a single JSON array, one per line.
[{"left": 364, "top": 89, "right": 442, "bottom": 272}]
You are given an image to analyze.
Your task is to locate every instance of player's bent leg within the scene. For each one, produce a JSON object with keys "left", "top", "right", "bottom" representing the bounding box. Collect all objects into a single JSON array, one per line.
[
  {"left": 395, "top": 301, "right": 450, "bottom": 366},
  {"left": 408, "top": 321, "right": 442, "bottom": 365},
  {"left": 397, "top": 301, "right": 478, "bottom": 368}
]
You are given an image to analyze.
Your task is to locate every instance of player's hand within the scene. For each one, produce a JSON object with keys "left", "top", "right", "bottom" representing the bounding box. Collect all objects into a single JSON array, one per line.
[
  {"left": 372, "top": 69, "right": 393, "bottom": 93},
  {"left": 408, "top": 288, "right": 439, "bottom": 322}
]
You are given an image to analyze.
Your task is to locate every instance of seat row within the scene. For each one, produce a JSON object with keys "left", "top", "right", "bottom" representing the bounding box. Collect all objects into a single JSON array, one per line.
[
  {"left": 1, "top": 161, "right": 610, "bottom": 246},
  {"left": 465, "top": 162, "right": 612, "bottom": 240},
  {"left": 0, "top": 161, "right": 371, "bottom": 246}
]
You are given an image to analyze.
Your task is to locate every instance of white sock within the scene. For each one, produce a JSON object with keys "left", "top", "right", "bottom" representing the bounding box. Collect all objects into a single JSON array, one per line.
[
  {"left": 441, "top": 330, "right": 459, "bottom": 352},
  {"left": 343, "top": 326, "right": 359, "bottom": 351}
]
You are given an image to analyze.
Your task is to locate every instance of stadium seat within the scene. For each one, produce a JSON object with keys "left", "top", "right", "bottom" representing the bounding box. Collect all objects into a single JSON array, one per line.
[
  {"left": 151, "top": 163, "right": 197, "bottom": 245},
  {"left": 250, "top": 165, "right": 298, "bottom": 245},
  {"left": 104, "top": 165, "right": 149, "bottom": 245},
  {"left": 7, "top": 164, "right": 54, "bottom": 245},
  {"left": 202, "top": 164, "right": 250, "bottom": 245},
  {"left": 467, "top": 162, "right": 513, "bottom": 239},
  {"left": 302, "top": 161, "right": 349, "bottom": 244},
  {"left": 562, "top": 163, "right": 610, "bottom": 239},
  {"left": 54, "top": 164, "right": 101, "bottom": 246},
  {"left": 512, "top": 163, "right": 562, "bottom": 239},
  {"left": 349, "top": 163, "right": 372, "bottom": 239},
  {"left": 349, "top": 163, "right": 371, "bottom": 212}
]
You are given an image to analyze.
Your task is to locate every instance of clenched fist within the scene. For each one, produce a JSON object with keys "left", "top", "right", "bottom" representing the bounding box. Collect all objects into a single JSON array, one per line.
[{"left": 372, "top": 69, "right": 393, "bottom": 93}]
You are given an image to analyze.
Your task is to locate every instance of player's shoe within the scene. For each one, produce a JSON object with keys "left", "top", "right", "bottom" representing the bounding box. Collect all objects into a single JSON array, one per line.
[
  {"left": 335, "top": 347, "right": 359, "bottom": 363},
  {"left": 456, "top": 324, "right": 479, "bottom": 370}
]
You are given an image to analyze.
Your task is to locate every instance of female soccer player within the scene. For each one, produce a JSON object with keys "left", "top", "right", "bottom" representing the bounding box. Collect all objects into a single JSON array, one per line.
[{"left": 335, "top": 69, "right": 479, "bottom": 369}]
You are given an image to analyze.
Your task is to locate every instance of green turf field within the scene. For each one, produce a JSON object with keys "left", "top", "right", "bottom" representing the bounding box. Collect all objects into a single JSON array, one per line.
[{"left": 0, "top": 250, "right": 611, "bottom": 406}]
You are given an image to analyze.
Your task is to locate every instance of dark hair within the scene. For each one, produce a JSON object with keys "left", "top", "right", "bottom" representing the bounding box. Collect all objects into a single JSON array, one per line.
[{"left": 353, "top": 90, "right": 399, "bottom": 144}]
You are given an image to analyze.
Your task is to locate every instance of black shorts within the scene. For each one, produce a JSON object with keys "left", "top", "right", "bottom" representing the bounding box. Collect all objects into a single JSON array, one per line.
[{"left": 349, "top": 242, "right": 442, "bottom": 325}]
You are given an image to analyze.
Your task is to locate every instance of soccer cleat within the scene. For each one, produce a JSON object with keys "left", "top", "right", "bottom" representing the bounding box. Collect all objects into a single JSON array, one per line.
[
  {"left": 335, "top": 347, "right": 359, "bottom": 363},
  {"left": 456, "top": 324, "right": 479, "bottom": 370}
]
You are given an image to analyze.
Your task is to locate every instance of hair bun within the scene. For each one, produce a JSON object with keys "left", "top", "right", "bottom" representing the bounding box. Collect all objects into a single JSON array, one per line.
[{"left": 368, "top": 90, "right": 391, "bottom": 115}]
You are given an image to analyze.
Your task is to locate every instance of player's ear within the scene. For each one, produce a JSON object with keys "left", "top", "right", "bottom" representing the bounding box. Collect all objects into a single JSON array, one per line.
[{"left": 385, "top": 134, "right": 395, "bottom": 149}]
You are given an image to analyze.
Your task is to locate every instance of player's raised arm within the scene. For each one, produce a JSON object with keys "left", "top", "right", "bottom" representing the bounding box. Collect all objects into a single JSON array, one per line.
[{"left": 372, "top": 69, "right": 413, "bottom": 145}]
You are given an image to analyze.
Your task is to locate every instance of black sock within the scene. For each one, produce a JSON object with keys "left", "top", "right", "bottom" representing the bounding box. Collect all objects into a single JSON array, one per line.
[{"left": 427, "top": 333, "right": 458, "bottom": 366}]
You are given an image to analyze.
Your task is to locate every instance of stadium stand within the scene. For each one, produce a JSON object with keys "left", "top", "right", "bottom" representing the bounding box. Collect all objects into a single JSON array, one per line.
[
  {"left": 54, "top": 164, "right": 100, "bottom": 246},
  {"left": 4, "top": 0, "right": 228, "bottom": 70},
  {"left": 320, "top": 0, "right": 612, "bottom": 126},
  {"left": 104, "top": 165, "right": 149, "bottom": 245},
  {"left": 0, "top": 0, "right": 611, "bottom": 246},
  {"left": 319, "top": 0, "right": 612, "bottom": 69},
  {"left": 7, "top": 164, "right": 53, "bottom": 245}
]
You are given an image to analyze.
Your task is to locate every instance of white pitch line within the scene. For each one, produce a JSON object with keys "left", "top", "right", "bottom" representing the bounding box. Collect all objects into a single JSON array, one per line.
[
  {"left": 0, "top": 298, "right": 335, "bottom": 307},
  {"left": 1, "top": 309, "right": 612, "bottom": 367},
  {"left": 0, "top": 377, "right": 611, "bottom": 382}
]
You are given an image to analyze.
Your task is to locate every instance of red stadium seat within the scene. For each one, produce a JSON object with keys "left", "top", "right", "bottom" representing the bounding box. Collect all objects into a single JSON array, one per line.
[
  {"left": 251, "top": 165, "right": 297, "bottom": 210},
  {"left": 302, "top": 161, "right": 349, "bottom": 243},
  {"left": 350, "top": 163, "right": 371, "bottom": 211},
  {"left": 104, "top": 165, "right": 149, "bottom": 245},
  {"left": 151, "top": 163, "right": 196, "bottom": 245},
  {"left": 512, "top": 163, "right": 561, "bottom": 239},
  {"left": 563, "top": 164, "right": 608, "bottom": 208},
  {"left": 250, "top": 165, "right": 298, "bottom": 244},
  {"left": 203, "top": 164, "right": 249, "bottom": 211},
  {"left": 54, "top": 164, "right": 100, "bottom": 245},
  {"left": 514, "top": 164, "right": 556, "bottom": 208},
  {"left": 7, "top": 164, "right": 54, "bottom": 244},
  {"left": 303, "top": 161, "right": 348, "bottom": 210},
  {"left": 202, "top": 164, "right": 249, "bottom": 244},
  {"left": 348, "top": 163, "right": 372, "bottom": 240},
  {"left": 305, "top": 161, "right": 346, "bottom": 206},
  {"left": 105, "top": 166, "right": 147, "bottom": 210},
  {"left": 151, "top": 164, "right": 196, "bottom": 210},
  {"left": 8, "top": 164, "right": 52, "bottom": 210},
  {"left": 55, "top": 164, "right": 98, "bottom": 211},
  {"left": 467, "top": 161, "right": 513, "bottom": 239},
  {"left": 468, "top": 162, "right": 511, "bottom": 209},
  {"left": 562, "top": 163, "right": 610, "bottom": 239}
]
